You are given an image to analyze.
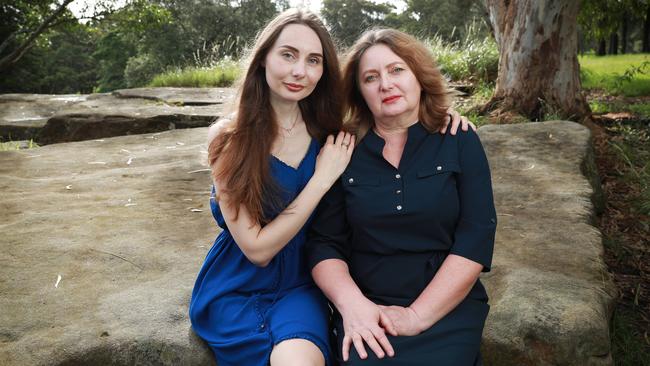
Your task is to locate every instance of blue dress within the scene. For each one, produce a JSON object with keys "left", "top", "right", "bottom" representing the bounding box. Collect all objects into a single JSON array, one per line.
[{"left": 189, "top": 138, "right": 332, "bottom": 366}]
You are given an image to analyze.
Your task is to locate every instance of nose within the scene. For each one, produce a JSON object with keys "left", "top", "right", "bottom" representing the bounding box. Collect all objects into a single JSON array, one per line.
[
  {"left": 292, "top": 61, "right": 306, "bottom": 78},
  {"left": 380, "top": 72, "right": 393, "bottom": 90}
]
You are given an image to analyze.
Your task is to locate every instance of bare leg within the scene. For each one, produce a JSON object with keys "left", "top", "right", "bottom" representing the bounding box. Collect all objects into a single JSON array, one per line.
[{"left": 270, "top": 338, "right": 325, "bottom": 366}]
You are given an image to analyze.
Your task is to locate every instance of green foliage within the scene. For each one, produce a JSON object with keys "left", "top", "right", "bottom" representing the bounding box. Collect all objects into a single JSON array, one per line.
[
  {"left": 580, "top": 54, "right": 650, "bottom": 96},
  {"left": 125, "top": 53, "right": 162, "bottom": 88},
  {"left": 321, "top": 0, "right": 395, "bottom": 46},
  {"left": 399, "top": 0, "right": 487, "bottom": 42},
  {"left": 149, "top": 59, "right": 240, "bottom": 88},
  {"left": 607, "top": 120, "right": 650, "bottom": 217},
  {"left": 429, "top": 23, "right": 499, "bottom": 84},
  {"left": 589, "top": 100, "right": 650, "bottom": 119}
]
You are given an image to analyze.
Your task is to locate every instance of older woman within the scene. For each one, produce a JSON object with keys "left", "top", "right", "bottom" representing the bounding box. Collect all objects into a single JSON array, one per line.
[{"left": 306, "top": 28, "right": 497, "bottom": 365}]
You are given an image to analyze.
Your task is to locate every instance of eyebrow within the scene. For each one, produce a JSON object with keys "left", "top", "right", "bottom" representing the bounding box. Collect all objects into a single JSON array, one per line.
[
  {"left": 360, "top": 61, "right": 406, "bottom": 75},
  {"left": 278, "top": 45, "right": 323, "bottom": 58}
]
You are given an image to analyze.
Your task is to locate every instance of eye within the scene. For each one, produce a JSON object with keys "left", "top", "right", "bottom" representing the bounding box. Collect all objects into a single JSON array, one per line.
[
  {"left": 390, "top": 66, "right": 405, "bottom": 73},
  {"left": 282, "top": 52, "right": 295, "bottom": 60},
  {"left": 363, "top": 74, "right": 378, "bottom": 83},
  {"left": 308, "top": 56, "right": 322, "bottom": 65}
]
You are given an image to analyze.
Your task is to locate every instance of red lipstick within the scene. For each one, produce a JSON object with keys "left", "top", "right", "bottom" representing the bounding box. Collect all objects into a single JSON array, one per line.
[{"left": 382, "top": 95, "right": 400, "bottom": 104}]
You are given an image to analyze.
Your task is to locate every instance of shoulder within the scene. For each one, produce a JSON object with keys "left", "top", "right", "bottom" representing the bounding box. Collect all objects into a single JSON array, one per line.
[
  {"left": 207, "top": 114, "right": 236, "bottom": 145},
  {"left": 437, "top": 126, "right": 483, "bottom": 153}
]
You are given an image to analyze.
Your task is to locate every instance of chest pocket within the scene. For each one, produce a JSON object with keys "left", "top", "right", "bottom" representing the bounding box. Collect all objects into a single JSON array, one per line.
[{"left": 416, "top": 162, "right": 461, "bottom": 178}]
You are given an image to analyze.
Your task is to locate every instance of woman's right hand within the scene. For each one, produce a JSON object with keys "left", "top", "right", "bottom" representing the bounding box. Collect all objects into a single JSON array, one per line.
[
  {"left": 339, "top": 296, "right": 396, "bottom": 361},
  {"left": 312, "top": 131, "right": 355, "bottom": 189}
]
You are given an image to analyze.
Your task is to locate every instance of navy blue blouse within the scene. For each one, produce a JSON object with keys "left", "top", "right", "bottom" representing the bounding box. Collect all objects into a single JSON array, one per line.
[{"left": 306, "top": 121, "right": 497, "bottom": 306}]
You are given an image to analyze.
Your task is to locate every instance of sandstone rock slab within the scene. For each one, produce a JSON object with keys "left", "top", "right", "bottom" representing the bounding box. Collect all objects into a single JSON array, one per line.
[
  {"left": 0, "top": 121, "right": 616, "bottom": 366},
  {"left": 0, "top": 128, "right": 217, "bottom": 365},
  {"left": 0, "top": 88, "right": 236, "bottom": 144},
  {"left": 479, "top": 121, "right": 616, "bottom": 366}
]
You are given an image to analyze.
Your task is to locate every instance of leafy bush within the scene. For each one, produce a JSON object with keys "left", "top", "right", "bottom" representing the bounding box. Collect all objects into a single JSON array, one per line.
[
  {"left": 428, "top": 24, "right": 499, "bottom": 84},
  {"left": 124, "top": 53, "right": 163, "bottom": 88}
]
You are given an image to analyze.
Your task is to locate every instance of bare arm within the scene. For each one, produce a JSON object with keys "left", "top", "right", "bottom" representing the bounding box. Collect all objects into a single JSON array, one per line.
[
  {"left": 379, "top": 255, "right": 482, "bottom": 335},
  {"left": 210, "top": 122, "right": 354, "bottom": 267}
]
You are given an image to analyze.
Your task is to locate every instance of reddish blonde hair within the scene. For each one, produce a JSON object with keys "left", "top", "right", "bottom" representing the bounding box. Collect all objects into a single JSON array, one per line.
[
  {"left": 341, "top": 28, "right": 451, "bottom": 138},
  {"left": 208, "top": 9, "right": 342, "bottom": 224}
]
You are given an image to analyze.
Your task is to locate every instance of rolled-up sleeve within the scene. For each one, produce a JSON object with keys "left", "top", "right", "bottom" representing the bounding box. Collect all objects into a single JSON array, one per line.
[
  {"left": 306, "top": 179, "right": 351, "bottom": 270},
  {"left": 450, "top": 129, "right": 497, "bottom": 272}
]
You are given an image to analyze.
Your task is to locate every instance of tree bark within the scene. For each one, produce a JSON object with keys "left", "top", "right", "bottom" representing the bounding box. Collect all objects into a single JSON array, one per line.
[
  {"left": 621, "top": 13, "right": 628, "bottom": 54},
  {"left": 608, "top": 32, "right": 618, "bottom": 55},
  {"left": 483, "top": 0, "right": 590, "bottom": 121},
  {"left": 597, "top": 38, "right": 607, "bottom": 56},
  {"left": 641, "top": 4, "right": 650, "bottom": 52}
]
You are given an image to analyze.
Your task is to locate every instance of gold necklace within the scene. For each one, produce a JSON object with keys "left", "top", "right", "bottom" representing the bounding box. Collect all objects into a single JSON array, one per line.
[{"left": 280, "top": 113, "right": 300, "bottom": 136}]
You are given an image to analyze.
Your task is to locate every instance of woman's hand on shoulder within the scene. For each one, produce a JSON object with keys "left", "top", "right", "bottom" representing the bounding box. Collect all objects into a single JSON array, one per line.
[
  {"left": 378, "top": 305, "right": 425, "bottom": 336},
  {"left": 312, "top": 131, "right": 355, "bottom": 190},
  {"left": 439, "top": 108, "right": 476, "bottom": 135},
  {"left": 339, "top": 296, "right": 395, "bottom": 362}
]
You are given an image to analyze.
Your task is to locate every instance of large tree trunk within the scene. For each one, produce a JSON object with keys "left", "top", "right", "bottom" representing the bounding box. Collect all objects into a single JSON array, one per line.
[
  {"left": 608, "top": 32, "right": 618, "bottom": 55},
  {"left": 597, "top": 38, "right": 607, "bottom": 55},
  {"left": 483, "top": 0, "right": 590, "bottom": 121}
]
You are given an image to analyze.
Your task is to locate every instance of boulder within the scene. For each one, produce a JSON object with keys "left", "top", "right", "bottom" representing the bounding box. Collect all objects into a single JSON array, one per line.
[
  {"left": 479, "top": 121, "right": 616, "bottom": 366},
  {"left": 0, "top": 120, "right": 616, "bottom": 365},
  {"left": 0, "top": 128, "right": 216, "bottom": 365},
  {"left": 0, "top": 88, "right": 235, "bottom": 144}
]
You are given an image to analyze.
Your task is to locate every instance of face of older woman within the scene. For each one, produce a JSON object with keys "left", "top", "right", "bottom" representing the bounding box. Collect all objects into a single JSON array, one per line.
[{"left": 357, "top": 44, "right": 421, "bottom": 124}]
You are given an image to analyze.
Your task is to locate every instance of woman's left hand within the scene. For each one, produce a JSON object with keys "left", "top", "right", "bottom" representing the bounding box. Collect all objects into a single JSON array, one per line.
[
  {"left": 439, "top": 108, "right": 476, "bottom": 135},
  {"left": 378, "top": 305, "right": 425, "bottom": 336}
]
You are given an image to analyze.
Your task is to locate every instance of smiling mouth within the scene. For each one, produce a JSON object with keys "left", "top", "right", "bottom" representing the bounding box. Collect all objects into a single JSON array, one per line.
[
  {"left": 382, "top": 95, "right": 400, "bottom": 104},
  {"left": 284, "top": 83, "right": 305, "bottom": 91}
]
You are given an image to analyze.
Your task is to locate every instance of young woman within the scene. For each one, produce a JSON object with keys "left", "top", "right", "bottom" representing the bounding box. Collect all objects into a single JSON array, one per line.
[{"left": 189, "top": 9, "right": 473, "bottom": 366}]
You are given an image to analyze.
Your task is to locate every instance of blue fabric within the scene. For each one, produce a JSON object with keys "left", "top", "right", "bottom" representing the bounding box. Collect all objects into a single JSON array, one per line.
[{"left": 189, "top": 138, "right": 332, "bottom": 366}]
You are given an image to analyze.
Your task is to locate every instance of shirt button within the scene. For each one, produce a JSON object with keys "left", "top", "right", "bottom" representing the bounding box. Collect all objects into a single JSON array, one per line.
[
  {"left": 348, "top": 178, "right": 354, "bottom": 184},
  {"left": 396, "top": 205, "right": 402, "bottom": 211},
  {"left": 396, "top": 189, "right": 401, "bottom": 194},
  {"left": 395, "top": 174, "right": 401, "bottom": 179},
  {"left": 436, "top": 166, "right": 442, "bottom": 171}
]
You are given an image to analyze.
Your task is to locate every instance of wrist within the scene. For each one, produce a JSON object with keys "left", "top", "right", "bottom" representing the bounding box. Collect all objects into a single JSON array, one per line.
[
  {"left": 308, "top": 173, "right": 335, "bottom": 193},
  {"left": 408, "top": 304, "right": 433, "bottom": 332}
]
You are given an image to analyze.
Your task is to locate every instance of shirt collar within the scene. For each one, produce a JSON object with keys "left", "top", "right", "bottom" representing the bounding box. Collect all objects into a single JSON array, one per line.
[{"left": 363, "top": 120, "right": 430, "bottom": 158}]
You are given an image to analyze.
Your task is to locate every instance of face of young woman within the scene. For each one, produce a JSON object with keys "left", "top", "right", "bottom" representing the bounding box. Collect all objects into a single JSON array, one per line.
[
  {"left": 357, "top": 44, "right": 422, "bottom": 124},
  {"left": 264, "top": 23, "right": 324, "bottom": 105}
]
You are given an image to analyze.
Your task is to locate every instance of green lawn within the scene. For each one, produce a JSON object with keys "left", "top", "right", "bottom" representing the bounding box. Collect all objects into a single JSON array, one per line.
[{"left": 579, "top": 54, "right": 650, "bottom": 97}]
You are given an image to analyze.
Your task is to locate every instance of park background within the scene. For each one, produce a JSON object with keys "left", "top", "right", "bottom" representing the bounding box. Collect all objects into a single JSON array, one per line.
[{"left": 1, "top": 0, "right": 648, "bottom": 364}]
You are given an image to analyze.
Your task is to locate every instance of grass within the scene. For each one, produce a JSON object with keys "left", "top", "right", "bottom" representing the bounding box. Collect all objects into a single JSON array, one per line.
[
  {"left": 593, "top": 117, "right": 650, "bottom": 365},
  {"left": 589, "top": 101, "right": 650, "bottom": 120},
  {"left": 149, "top": 59, "right": 240, "bottom": 88},
  {"left": 429, "top": 29, "right": 499, "bottom": 85},
  {"left": 580, "top": 54, "right": 650, "bottom": 97},
  {"left": 609, "top": 306, "right": 650, "bottom": 366},
  {"left": 0, "top": 139, "right": 38, "bottom": 151}
]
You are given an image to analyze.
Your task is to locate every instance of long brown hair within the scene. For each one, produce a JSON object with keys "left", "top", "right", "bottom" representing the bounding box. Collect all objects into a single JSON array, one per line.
[
  {"left": 341, "top": 28, "right": 451, "bottom": 138},
  {"left": 208, "top": 9, "right": 342, "bottom": 225}
]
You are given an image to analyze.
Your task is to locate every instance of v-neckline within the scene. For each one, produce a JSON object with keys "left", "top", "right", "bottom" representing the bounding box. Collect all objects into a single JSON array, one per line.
[{"left": 271, "top": 138, "right": 315, "bottom": 172}]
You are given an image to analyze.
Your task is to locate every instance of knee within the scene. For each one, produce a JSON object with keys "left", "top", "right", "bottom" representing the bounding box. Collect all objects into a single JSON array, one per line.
[{"left": 270, "top": 338, "right": 325, "bottom": 366}]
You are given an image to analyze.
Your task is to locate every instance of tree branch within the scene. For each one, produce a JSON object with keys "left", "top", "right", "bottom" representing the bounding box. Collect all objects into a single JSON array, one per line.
[{"left": 0, "top": 0, "right": 77, "bottom": 71}]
